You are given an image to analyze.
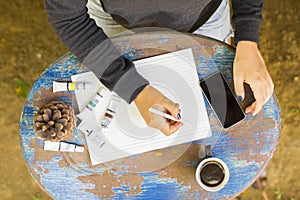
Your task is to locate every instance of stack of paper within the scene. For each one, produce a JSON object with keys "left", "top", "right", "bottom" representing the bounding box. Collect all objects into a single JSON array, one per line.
[{"left": 72, "top": 48, "right": 211, "bottom": 165}]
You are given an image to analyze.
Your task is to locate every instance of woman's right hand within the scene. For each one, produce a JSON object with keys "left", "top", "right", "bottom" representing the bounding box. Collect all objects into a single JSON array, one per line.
[{"left": 134, "top": 85, "right": 182, "bottom": 136}]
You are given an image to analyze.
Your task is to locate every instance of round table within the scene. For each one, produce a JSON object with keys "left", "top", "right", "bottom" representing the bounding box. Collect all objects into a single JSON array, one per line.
[{"left": 20, "top": 31, "right": 280, "bottom": 199}]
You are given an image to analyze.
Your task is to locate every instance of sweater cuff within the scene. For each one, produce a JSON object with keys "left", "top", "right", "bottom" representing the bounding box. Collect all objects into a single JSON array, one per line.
[
  {"left": 233, "top": 19, "right": 261, "bottom": 45},
  {"left": 113, "top": 66, "right": 149, "bottom": 104},
  {"left": 82, "top": 39, "right": 149, "bottom": 104}
]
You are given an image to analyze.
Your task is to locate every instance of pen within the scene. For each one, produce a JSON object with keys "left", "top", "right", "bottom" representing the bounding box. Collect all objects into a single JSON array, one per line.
[
  {"left": 149, "top": 107, "right": 180, "bottom": 122},
  {"left": 149, "top": 108, "right": 195, "bottom": 128}
]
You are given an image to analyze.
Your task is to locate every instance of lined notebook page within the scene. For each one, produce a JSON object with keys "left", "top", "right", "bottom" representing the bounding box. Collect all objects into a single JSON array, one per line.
[{"left": 72, "top": 48, "right": 211, "bottom": 165}]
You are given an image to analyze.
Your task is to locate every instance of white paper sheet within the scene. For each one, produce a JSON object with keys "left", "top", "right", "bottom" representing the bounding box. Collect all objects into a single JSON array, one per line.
[{"left": 72, "top": 48, "right": 211, "bottom": 165}]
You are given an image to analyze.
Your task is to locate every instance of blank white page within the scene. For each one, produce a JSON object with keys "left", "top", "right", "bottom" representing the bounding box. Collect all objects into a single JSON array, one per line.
[{"left": 72, "top": 48, "right": 211, "bottom": 165}]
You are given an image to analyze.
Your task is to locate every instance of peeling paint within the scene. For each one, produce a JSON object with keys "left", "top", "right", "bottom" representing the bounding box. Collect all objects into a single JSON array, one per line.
[{"left": 20, "top": 33, "right": 280, "bottom": 199}]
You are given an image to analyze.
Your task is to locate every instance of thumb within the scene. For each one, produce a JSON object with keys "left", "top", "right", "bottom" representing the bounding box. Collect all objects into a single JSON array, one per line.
[
  {"left": 234, "top": 77, "right": 245, "bottom": 101},
  {"left": 161, "top": 97, "right": 181, "bottom": 119}
]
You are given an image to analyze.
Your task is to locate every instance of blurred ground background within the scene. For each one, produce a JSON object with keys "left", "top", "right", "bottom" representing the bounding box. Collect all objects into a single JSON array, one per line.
[{"left": 0, "top": 0, "right": 299, "bottom": 199}]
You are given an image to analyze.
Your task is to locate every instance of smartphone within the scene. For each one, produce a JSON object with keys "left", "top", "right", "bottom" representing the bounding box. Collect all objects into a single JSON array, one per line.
[{"left": 200, "top": 71, "right": 245, "bottom": 129}]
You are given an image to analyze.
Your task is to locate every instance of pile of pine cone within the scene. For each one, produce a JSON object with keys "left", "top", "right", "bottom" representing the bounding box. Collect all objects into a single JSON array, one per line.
[{"left": 34, "top": 100, "right": 75, "bottom": 141}]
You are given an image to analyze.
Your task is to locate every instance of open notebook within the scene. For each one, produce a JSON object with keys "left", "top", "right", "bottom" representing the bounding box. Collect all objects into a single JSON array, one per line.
[{"left": 72, "top": 48, "right": 211, "bottom": 165}]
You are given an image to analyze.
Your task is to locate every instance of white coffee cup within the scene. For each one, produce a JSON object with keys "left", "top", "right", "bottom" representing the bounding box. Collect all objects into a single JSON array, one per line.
[{"left": 195, "top": 157, "right": 229, "bottom": 192}]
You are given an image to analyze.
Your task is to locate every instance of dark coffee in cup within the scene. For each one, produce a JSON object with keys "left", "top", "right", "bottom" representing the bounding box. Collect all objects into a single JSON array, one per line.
[
  {"left": 195, "top": 157, "right": 229, "bottom": 192},
  {"left": 200, "top": 161, "right": 225, "bottom": 187}
]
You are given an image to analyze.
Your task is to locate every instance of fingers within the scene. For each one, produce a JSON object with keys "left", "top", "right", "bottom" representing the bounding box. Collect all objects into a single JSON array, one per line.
[
  {"left": 134, "top": 85, "right": 183, "bottom": 136},
  {"left": 160, "top": 121, "right": 183, "bottom": 136},
  {"left": 245, "top": 77, "right": 274, "bottom": 116},
  {"left": 252, "top": 101, "right": 263, "bottom": 116},
  {"left": 245, "top": 100, "right": 263, "bottom": 116},
  {"left": 153, "top": 97, "right": 182, "bottom": 136},
  {"left": 161, "top": 97, "right": 181, "bottom": 120},
  {"left": 234, "top": 76, "right": 245, "bottom": 101},
  {"left": 148, "top": 112, "right": 182, "bottom": 136},
  {"left": 245, "top": 102, "right": 254, "bottom": 114}
]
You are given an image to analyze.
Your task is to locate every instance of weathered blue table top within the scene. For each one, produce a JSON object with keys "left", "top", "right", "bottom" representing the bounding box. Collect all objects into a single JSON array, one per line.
[{"left": 20, "top": 32, "right": 280, "bottom": 200}]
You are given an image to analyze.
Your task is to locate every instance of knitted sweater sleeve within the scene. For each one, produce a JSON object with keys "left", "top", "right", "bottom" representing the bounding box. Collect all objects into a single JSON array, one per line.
[
  {"left": 232, "top": 0, "right": 263, "bottom": 44},
  {"left": 44, "top": 0, "right": 148, "bottom": 103}
]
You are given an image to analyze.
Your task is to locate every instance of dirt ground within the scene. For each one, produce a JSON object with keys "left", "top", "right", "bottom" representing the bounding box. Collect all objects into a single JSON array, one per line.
[{"left": 0, "top": 0, "right": 299, "bottom": 199}]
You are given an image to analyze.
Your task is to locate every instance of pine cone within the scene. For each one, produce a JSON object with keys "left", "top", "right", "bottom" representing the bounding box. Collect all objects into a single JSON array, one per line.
[{"left": 34, "top": 100, "right": 75, "bottom": 141}]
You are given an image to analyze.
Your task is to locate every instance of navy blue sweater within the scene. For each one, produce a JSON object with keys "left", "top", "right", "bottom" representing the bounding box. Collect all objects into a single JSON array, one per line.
[{"left": 45, "top": 0, "right": 263, "bottom": 103}]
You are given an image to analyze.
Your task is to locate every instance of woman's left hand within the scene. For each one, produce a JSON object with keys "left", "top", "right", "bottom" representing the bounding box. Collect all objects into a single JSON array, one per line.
[{"left": 233, "top": 41, "right": 274, "bottom": 116}]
